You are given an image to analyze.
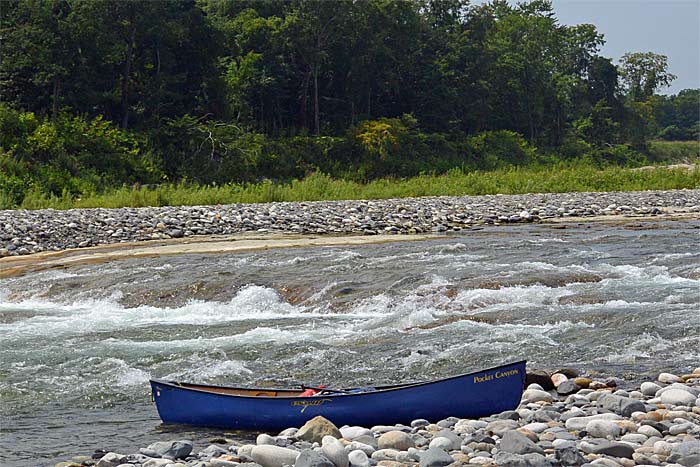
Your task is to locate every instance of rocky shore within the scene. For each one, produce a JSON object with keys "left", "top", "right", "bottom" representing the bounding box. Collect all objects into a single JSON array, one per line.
[
  {"left": 2, "top": 189, "right": 700, "bottom": 257},
  {"left": 54, "top": 368, "right": 700, "bottom": 467}
]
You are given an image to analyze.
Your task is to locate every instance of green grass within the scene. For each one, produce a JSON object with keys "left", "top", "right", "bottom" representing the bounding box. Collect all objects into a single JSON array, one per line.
[
  {"left": 13, "top": 161, "right": 699, "bottom": 210},
  {"left": 649, "top": 140, "right": 700, "bottom": 163}
]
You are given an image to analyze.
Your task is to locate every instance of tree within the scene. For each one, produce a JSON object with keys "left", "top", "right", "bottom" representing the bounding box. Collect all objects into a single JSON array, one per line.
[{"left": 619, "top": 52, "right": 676, "bottom": 101}]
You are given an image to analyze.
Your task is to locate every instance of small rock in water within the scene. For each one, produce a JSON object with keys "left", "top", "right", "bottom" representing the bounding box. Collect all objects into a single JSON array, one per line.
[
  {"left": 144, "top": 441, "right": 193, "bottom": 460},
  {"left": 95, "top": 453, "right": 128, "bottom": 467}
]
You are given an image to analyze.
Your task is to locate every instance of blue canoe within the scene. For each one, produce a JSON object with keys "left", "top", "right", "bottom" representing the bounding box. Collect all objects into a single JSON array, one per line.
[{"left": 150, "top": 360, "right": 525, "bottom": 430}]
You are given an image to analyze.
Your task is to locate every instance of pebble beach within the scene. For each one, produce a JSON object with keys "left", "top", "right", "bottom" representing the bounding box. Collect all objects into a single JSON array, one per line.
[
  {"left": 55, "top": 369, "right": 700, "bottom": 467},
  {"left": 2, "top": 189, "right": 700, "bottom": 256}
]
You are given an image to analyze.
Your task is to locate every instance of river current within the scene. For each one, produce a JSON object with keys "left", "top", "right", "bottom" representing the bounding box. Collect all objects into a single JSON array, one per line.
[{"left": 1, "top": 220, "right": 699, "bottom": 466}]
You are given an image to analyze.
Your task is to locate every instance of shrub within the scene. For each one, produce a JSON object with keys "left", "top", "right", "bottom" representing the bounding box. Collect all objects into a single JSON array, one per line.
[{"left": 465, "top": 130, "right": 537, "bottom": 169}]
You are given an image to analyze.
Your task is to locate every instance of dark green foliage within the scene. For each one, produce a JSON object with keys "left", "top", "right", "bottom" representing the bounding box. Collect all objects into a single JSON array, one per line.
[
  {"left": 0, "top": 104, "right": 158, "bottom": 203},
  {"left": 0, "top": 0, "right": 698, "bottom": 208}
]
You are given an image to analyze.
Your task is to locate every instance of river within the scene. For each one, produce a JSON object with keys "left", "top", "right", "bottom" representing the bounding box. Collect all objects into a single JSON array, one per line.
[{"left": 1, "top": 220, "right": 699, "bottom": 466}]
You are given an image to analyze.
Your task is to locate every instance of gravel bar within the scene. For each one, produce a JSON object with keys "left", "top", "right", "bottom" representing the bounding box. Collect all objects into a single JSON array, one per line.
[
  {"left": 57, "top": 368, "right": 700, "bottom": 467},
  {"left": 2, "top": 189, "right": 700, "bottom": 257}
]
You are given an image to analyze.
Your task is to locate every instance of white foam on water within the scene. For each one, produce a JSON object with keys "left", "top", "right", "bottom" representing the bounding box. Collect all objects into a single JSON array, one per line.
[
  {"left": 0, "top": 284, "right": 387, "bottom": 341},
  {"left": 101, "top": 357, "right": 152, "bottom": 387},
  {"left": 101, "top": 322, "right": 358, "bottom": 354},
  {"left": 454, "top": 284, "right": 571, "bottom": 312},
  {"left": 597, "top": 263, "right": 699, "bottom": 285},
  {"left": 599, "top": 333, "right": 675, "bottom": 363},
  {"left": 164, "top": 358, "right": 252, "bottom": 381},
  {"left": 526, "top": 238, "right": 568, "bottom": 244}
]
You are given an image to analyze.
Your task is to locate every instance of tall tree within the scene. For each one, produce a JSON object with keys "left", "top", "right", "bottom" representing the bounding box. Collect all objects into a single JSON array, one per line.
[{"left": 619, "top": 52, "right": 676, "bottom": 101}]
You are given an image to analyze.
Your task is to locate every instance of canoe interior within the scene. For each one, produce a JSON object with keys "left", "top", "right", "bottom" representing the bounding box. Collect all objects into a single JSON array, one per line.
[{"left": 172, "top": 381, "right": 409, "bottom": 398}]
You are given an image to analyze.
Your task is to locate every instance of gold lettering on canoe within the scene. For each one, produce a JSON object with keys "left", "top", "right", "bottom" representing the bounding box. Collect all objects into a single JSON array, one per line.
[
  {"left": 291, "top": 398, "right": 332, "bottom": 413},
  {"left": 474, "top": 369, "right": 519, "bottom": 383}
]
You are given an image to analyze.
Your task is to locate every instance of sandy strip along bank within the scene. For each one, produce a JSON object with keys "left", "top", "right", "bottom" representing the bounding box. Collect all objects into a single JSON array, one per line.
[{"left": 0, "top": 233, "right": 433, "bottom": 279}]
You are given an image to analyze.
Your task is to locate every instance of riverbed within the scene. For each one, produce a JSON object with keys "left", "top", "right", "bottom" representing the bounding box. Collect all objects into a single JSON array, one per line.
[{"left": 1, "top": 219, "right": 699, "bottom": 466}]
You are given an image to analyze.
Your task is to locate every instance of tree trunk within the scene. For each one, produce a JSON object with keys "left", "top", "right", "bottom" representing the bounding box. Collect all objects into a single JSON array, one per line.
[
  {"left": 300, "top": 71, "right": 311, "bottom": 130},
  {"left": 120, "top": 17, "right": 137, "bottom": 129},
  {"left": 313, "top": 65, "right": 320, "bottom": 135},
  {"left": 52, "top": 77, "right": 60, "bottom": 120},
  {"left": 367, "top": 84, "right": 371, "bottom": 119}
]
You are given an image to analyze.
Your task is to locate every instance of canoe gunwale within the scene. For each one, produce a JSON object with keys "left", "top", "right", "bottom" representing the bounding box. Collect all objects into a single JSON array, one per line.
[{"left": 149, "top": 360, "right": 526, "bottom": 400}]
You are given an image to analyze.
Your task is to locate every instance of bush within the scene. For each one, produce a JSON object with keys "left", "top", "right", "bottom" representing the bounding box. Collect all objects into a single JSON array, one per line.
[
  {"left": 465, "top": 130, "right": 537, "bottom": 169},
  {"left": 0, "top": 105, "right": 158, "bottom": 205}
]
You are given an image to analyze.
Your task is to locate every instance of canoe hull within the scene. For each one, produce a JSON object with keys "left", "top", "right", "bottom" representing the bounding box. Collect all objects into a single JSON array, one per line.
[{"left": 150, "top": 361, "right": 525, "bottom": 430}]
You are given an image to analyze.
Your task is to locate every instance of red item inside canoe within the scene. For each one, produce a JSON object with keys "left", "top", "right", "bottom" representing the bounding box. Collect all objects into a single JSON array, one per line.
[{"left": 299, "top": 385, "right": 326, "bottom": 396}]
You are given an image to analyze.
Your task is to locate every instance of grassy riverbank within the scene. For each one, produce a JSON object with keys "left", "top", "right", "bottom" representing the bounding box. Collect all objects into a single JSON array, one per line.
[{"left": 14, "top": 162, "right": 700, "bottom": 210}]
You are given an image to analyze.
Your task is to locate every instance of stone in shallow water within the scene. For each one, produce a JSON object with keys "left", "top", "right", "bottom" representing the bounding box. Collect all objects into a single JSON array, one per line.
[
  {"left": 95, "top": 452, "right": 128, "bottom": 467},
  {"left": 144, "top": 441, "right": 193, "bottom": 460}
]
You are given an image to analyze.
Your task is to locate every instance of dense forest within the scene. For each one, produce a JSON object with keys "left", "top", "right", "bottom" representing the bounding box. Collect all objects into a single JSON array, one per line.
[{"left": 1, "top": 0, "right": 698, "bottom": 207}]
